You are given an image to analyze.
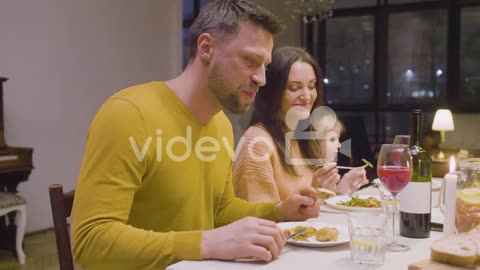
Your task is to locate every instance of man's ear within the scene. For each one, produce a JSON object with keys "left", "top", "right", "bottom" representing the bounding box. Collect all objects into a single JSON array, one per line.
[{"left": 197, "top": 33, "right": 215, "bottom": 63}]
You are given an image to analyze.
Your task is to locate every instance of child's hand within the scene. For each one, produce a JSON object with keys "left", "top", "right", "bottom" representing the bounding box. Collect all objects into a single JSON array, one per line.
[
  {"left": 336, "top": 169, "right": 369, "bottom": 195},
  {"left": 312, "top": 162, "right": 341, "bottom": 191}
]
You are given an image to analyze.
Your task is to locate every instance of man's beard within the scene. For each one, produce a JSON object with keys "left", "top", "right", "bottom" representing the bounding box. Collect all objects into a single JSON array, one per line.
[{"left": 208, "top": 63, "right": 252, "bottom": 114}]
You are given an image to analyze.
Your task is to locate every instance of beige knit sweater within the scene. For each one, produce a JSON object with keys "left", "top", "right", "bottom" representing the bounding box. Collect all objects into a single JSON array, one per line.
[{"left": 233, "top": 124, "right": 316, "bottom": 202}]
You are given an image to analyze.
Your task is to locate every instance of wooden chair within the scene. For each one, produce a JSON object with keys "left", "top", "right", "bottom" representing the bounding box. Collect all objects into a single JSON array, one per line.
[
  {"left": 48, "top": 184, "right": 75, "bottom": 270},
  {"left": 0, "top": 192, "right": 27, "bottom": 264}
]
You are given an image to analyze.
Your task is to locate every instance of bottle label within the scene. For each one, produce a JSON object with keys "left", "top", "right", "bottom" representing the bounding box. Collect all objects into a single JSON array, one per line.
[{"left": 399, "top": 182, "right": 432, "bottom": 213}]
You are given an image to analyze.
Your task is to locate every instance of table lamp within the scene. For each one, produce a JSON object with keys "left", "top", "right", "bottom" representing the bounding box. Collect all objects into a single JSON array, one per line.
[{"left": 432, "top": 109, "right": 454, "bottom": 160}]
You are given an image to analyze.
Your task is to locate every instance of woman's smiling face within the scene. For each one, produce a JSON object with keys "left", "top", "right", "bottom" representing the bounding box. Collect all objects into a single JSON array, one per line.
[{"left": 279, "top": 61, "right": 318, "bottom": 122}]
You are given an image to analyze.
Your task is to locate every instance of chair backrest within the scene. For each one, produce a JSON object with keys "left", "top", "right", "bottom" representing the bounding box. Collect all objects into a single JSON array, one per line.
[{"left": 49, "top": 184, "right": 75, "bottom": 270}]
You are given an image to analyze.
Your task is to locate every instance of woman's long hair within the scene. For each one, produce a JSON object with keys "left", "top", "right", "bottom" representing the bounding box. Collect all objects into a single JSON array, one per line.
[{"left": 250, "top": 47, "right": 325, "bottom": 176}]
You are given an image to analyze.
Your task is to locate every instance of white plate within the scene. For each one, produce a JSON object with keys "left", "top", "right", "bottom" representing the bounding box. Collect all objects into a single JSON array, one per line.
[
  {"left": 277, "top": 221, "right": 349, "bottom": 248},
  {"left": 432, "top": 177, "right": 443, "bottom": 190},
  {"left": 324, "top": 195, "right": 382, "bottom": 212},
  {"left": 373, "top": 177, "right": 443, "bottom": 191},
  {"left": 431, "top": 207, "right": 444, "bottom": 225}
]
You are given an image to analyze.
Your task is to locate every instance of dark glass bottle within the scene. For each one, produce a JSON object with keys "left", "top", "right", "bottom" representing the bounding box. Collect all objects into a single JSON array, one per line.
[{"left": 399, "top": 109, "right": 432, "bottom": 238}]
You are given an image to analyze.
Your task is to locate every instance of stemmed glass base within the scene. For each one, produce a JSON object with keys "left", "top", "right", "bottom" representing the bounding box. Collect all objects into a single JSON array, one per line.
[
  {"left": 386, "top": 242, "right": 410, "bottom": 252},
  {"left": 386, "top": 195, "right": 410, "bottom": 252}
]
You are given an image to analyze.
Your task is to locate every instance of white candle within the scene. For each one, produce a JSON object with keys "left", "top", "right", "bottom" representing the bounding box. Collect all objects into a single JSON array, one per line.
[{"left": 443, "top": 156, "right": 458, "bottom": 236}]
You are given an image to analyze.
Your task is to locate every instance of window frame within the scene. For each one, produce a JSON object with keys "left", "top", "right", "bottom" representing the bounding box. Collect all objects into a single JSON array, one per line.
[{"left": 304, "top": 0, "right": 480, "bottom": 145}]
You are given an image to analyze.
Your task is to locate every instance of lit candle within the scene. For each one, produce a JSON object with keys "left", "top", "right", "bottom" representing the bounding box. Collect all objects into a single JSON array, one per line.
[{"left": 443, "top": 156, "right": 458, "bottom": 236}]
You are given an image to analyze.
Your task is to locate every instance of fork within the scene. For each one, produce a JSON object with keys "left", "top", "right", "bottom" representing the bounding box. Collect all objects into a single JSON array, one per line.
[
  {"left": 315, "top": 163, "right": 369, "bottom": 170},
  {"left": 337, "top": 164, "right": 370, "bottom": 170},
  {"left": 287, "top": 228, "right": 309, "bottom": 240}
]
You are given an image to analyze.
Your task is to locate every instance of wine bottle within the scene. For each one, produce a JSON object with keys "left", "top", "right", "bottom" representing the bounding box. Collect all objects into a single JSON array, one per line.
[{"left": 399, "top": 109, "right": 432, "bottom": 238}]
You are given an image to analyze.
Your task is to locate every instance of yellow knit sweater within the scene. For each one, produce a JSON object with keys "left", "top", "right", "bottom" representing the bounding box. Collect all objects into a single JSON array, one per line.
[
  {"left": 233, "top": 125, "right": 315, "bottom": 202},
  {"left": 71, "top": 82, "right": 278, "bottom": 270}
]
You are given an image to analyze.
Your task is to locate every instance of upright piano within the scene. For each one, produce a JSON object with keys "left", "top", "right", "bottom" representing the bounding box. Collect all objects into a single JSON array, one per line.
[{"left": 0, "top": 77, "right": 34, "bottom": 256}]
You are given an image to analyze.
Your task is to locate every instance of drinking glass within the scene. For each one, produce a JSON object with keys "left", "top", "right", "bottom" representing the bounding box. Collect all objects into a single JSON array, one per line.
[
  {"left": 378, "top": 187, "right": 398, "bottom": 244},
  {"left": 348, "top": 212, "right": 387, "bottom": 264},
  {"left": 377, "top": 144, "right": 413, "bottom": 252},
  {"left": 393, "top": 135, "right": 410, "bottom": 145},
  {"left": 456, "top": 158, "right": 480, "bottom": 232},
  {"left": 381, "top": 135, "right": 410, "bottom": 240}
]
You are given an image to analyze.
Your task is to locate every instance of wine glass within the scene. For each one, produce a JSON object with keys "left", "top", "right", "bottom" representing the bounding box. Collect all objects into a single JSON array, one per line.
[
  {"left": 393, "top": 135, "right": 410, "bottom": 145},
  {"left": 377, "top": 144, "right": 413, "bottom": 252}
]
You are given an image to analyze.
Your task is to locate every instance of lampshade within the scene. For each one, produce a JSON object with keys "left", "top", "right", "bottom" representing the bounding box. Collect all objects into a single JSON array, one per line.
[{"left": 432, "top": 109, "right": 455, "bottom": 131}]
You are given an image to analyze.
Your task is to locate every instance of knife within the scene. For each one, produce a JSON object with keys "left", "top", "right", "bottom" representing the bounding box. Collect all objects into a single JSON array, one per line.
[{"left": 287, "top": 228, "right": 308, "bottom": 240}]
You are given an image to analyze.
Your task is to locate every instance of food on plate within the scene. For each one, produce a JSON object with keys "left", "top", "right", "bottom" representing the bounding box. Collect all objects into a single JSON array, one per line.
[
  {"left": 337, "top": 196, "right": 381, "bottom": 208},
  {"left": 283, "top": 228, "right": 295, "bottom": 238},
  {"left": 297, "top": 226, "right": 316, "bottom": 240},
  {"left": 430, "top": 225, "right": 480, "bottom": 267},
  {"left": 361, "top": 158, "right": 374, "bottom": 168},
  {"left": 315, "top": 227, "right": 339, "bottom": 242},
  {"left": 283, "top": 226, "right": 316, "bottom": 239},
  {"left": 283, "top": 226, "right": 339, "bottom": 242},
  {"left": 317, "top": 188, "right": 336, "bottom": 200}
]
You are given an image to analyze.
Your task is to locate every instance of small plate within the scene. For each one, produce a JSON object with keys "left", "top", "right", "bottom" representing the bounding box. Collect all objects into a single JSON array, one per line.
[
  {"left": 431, "top": 207, "right": 444, "bottom": 225},
  {"left": 432, "top": 177, "right": 443, "bottom": 190},
  {"left": 277, "top": 221, "right": 349, "bottom": 248},
  {"left": 324, "top": 195, "right": 382, "bottom": 212}
]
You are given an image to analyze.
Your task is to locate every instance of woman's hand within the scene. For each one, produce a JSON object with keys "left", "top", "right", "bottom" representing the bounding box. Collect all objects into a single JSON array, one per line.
[
  {"left": 275, "top": 186, "right": 323, "bottom": 221},
  {"left": 312, "top": 162, "right": 341, "bottom": 191},
  {"left": 336, "top": 169, "right": 369, "bottom": 195}
]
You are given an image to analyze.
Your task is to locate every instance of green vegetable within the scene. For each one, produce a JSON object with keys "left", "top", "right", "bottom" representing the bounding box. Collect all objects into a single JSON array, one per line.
[
  {"left": 293, "top": 226, "right": 306, "bottom": 232},
  {"left": 293, "top": 235, "right": 309, "bottom": 241},
  {"left": 361, "top": 158, "right": 374, "bottom": 168},
  {"left": 337, "top": 196, "right": 381, "bottom": 208},
  {"left": 289, "top": 226, "right": 317, "bottom": 241}
]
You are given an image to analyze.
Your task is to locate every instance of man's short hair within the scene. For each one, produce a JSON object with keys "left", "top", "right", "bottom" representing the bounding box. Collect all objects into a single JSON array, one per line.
[{"left": 188, "top": 0, "right": 284, "bottom": 61}]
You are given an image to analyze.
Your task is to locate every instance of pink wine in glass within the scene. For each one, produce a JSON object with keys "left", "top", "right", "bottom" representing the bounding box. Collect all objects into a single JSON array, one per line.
[{"left": 377, "top": 166, "right": 413, "bottom": 196}]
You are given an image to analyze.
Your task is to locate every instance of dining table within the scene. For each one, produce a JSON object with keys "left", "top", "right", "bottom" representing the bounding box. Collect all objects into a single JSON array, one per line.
[{"left": 167, "top": 185, "right": 445, "bottom": 270}]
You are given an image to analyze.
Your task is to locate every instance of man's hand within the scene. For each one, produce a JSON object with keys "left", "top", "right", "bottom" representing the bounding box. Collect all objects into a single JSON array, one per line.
[
  {"left": 275, "top": 186, "right": 323, "bottom": 221},
  {"left": 336, "top": 168, "right": 369, "bottom": 195},
  {"left": 312, "top": 162, "right": 341, "bottom": 191},
  {"left": 201, "top": 217, "right": 286, "bottom": 262}
]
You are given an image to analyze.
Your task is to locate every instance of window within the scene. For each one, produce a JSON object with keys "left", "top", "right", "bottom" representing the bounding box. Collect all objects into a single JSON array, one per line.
[
  {"left": 334, "top": 0, "right": 376, "bottom": 8},
  {"left": 325, "top": 16, "right": 375, "bottom": 105},
  {"left": 381, "top": 112, "right": 434, "bottom": 143},
  {"left": 183, "top": 0, "right": 195, "bottom": 21},
  {"left": 387, "top": 10, "right": 447, "bottom": 105},
  {"left": 308, "top": 0, "right": 480, "bottom": 148},
  {"left": 182, "top": 0, "right": 212, "bottom": 68},
  {"left": 459, "top": 6, "right": 480, "bottom": 106},
  {"left": 389, "top": 0, "right": 438, "bottom": 3}
]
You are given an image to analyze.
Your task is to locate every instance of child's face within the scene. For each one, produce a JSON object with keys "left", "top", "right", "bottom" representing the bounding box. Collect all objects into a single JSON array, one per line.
[{"left": 324, "top": 124, "right": 342, "bottom": 162}]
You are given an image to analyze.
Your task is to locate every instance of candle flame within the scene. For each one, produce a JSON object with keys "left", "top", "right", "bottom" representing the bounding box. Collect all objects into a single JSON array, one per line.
[{"left": 449, "top": 156, "right": 456, "bottom": 173}]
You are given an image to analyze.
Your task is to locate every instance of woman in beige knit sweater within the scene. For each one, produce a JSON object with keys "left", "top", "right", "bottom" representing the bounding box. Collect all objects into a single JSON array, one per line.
[{"left": 233, "top": 47, "right": 369, "bottom": 203}]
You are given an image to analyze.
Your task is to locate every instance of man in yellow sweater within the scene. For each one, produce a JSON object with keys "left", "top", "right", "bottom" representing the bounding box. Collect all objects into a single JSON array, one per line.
[{"left": 71, "top": 1, "right": 321, "bottom": 269}]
